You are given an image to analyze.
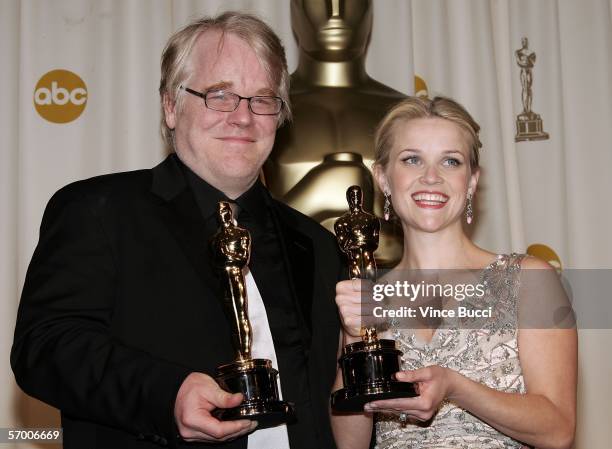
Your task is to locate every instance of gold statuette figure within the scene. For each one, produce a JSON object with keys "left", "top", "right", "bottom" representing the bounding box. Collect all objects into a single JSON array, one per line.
[
  {"left": 265, "top": 0, "right": 406, "bottom": 267},
  {"left": 212, "top": 202, "right": 252, "bottom": 361},
  {"left": 210, "top": 202, "right": 294, "bottom": 427},
  {"left": 331, "top": 186, "right": 417, "bottom": 412},
  {"left": 515, "top": 37, "right": 549, "bottom": 141},
  {"left": 335, "top": 185, "right": 380, "bottom": 283}
]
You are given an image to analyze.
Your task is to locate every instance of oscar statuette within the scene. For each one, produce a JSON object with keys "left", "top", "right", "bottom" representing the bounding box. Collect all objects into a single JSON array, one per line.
[
  {"left": 515, "top": 37, "right": 549, "bottom": 141},
  {"left": 210, "top": 202, "right": 294, "bottom": 427},
  {"left": 331, "top": 186, "right": 418, "bottom": 412}
]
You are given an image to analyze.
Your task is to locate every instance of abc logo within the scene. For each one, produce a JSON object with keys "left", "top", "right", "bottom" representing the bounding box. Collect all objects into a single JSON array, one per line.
[{"left": 34, "top": 69, "right": 87, "bottom": 123}]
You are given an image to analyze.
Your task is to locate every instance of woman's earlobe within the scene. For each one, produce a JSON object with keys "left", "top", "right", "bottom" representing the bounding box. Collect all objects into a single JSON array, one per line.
[
  {"left": 469, "top": 168, "right": 481, "bottom": 193},
  {"left": 373, "top": 165, "right": 389, "bottom": 193}
]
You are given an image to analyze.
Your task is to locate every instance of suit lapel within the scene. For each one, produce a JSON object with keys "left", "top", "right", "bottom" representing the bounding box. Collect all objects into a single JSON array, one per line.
[
  {"left": 151, "top": 156, "right": 222, "bottom": 302},
  {"left": 268, "top": 201, "right": 315, "bottom": 337},
  {"left": 152, "top": 156, "right": 318, "bottom": 350}
]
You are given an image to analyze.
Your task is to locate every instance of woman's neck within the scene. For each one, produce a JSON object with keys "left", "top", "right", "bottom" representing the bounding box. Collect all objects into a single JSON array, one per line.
[{"left": 396, "top": 224, "right": 487, "bottom": 270}]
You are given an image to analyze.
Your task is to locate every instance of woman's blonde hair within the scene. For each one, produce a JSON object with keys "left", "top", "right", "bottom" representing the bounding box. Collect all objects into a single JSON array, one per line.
[
  {"left": 374, "top": 96, "right": 482, "bottom": 170},
  {"left": 159, "top": 12, "right": 291, "bottom": 150}
]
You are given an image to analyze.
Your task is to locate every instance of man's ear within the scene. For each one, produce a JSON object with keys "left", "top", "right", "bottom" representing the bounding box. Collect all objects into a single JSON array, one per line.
[
  {"left": 163, "top": 93, "right": 177, "bottom": 129},
  {"left": 373, "top": 164, "right": 390, "bottom": 195}
]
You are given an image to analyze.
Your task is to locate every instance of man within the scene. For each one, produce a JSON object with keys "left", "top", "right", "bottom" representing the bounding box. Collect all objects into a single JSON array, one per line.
[{"left": 12, "top": 12, "right": 341, "bottom": 449}]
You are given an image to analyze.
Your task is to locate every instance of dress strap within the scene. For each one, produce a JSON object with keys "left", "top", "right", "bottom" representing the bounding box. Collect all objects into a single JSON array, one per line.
[{"left": 506, "top": 252, "right": 527, "bottom": 269}]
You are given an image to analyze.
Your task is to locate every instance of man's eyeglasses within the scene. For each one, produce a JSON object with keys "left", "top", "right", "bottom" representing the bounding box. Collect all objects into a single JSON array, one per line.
[{"left": 181, "top": 86, "right": 283, "bottom": 116}]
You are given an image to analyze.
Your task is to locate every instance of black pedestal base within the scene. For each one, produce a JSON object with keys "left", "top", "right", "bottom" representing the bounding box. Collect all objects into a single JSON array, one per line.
[
  {"left": 213, "top": 399, "right": 294, "bottom": 429},
  {"left": 331, "top": 380, "right": 418, "bottom": 412},
  {"left": 331, "top": 338, "right": 419, "bottom": 413},
  {"left": 214, "top": 358, "right": 294, "bottom": 428}
]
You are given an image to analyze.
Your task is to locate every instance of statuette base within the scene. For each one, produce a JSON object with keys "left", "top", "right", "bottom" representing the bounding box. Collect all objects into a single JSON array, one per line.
[
  {"left": 331, "top": 339, "right": 418, "bottom": 413},
  {"left": 331, "top": 381, "right": 418, "bottom": 412},
  {"left": 213, "top": 358, "right": 295, "bottom": 428},
  {"left": 515, "top": 112, "right": 549, "bottom": 141}
]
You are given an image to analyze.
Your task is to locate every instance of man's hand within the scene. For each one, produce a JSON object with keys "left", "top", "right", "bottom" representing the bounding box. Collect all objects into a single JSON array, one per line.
[{"left": 174, "top": 372, "right": 257, "bottom": 442}]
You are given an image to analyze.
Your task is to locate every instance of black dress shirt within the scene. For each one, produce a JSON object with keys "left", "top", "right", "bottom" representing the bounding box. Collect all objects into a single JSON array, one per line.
[{"left": 180, "top": 162, "right": 318, "bottom": 449}]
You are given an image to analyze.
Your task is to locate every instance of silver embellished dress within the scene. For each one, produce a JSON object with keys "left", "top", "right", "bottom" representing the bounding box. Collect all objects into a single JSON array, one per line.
[{"left": 376, "top": 254, "right": 527, "bottom": 449}]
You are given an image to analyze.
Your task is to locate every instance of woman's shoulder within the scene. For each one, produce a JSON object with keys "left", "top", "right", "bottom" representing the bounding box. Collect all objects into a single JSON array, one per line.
[
  {"left": 490, "top": 253, "right": 555, "bottom": 271},
  {"left": 519, "top": 254, "right": 557, "bottom": 271}
]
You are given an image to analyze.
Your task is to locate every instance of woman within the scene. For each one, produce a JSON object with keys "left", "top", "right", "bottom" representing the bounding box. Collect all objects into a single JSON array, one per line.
[{"left": 331, "top": 96, "right": 576, "bottom": 449}]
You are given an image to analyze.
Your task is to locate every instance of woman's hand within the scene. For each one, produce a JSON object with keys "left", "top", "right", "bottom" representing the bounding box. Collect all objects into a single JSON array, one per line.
[
  {"left": 335, "top": 279, "right": 374, "bottom": 342},
  {"left": 364, "top": 366, "right": 457, "bottom": 422}
]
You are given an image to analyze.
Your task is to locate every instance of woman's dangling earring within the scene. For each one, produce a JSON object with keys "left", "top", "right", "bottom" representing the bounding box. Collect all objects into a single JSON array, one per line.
[
  {"left": 466, "top": 191, "right": 474, "bottom": 224},
  {"left": 384, "top": 192, "right": 391, "bottom": 221}
]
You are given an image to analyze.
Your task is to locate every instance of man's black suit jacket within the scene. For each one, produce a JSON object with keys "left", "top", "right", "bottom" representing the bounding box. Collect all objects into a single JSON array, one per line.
[{"left": 11, "top": 155, "right": 342, "bottom": 449}]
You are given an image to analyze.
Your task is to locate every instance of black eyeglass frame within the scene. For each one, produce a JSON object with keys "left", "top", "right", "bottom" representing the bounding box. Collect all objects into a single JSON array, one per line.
[{"left": 181, "top": 86, "right": 284, "bottom": 116}]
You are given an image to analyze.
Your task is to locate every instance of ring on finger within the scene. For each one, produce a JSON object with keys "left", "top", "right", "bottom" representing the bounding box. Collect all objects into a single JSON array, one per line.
[{"left": 399, "top": 412, "right": 408, "bottom": 424}]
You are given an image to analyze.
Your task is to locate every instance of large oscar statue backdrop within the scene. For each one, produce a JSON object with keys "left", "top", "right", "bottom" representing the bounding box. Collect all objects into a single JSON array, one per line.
[{"left": 264, "top": 0, "right": 405, "bottom": 266}]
